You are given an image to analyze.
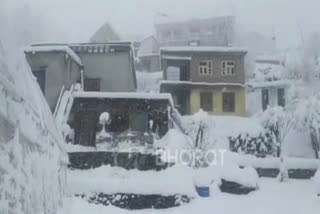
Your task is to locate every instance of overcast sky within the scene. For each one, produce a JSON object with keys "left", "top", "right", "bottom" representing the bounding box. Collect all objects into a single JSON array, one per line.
[{"left": 2, "top": 0, "right": 320, "bottom": 49}]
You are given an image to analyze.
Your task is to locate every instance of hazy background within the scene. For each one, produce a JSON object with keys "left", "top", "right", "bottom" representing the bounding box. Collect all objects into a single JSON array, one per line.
[{"left": 1, "top": 0, "right": 320, "bottom": 49}]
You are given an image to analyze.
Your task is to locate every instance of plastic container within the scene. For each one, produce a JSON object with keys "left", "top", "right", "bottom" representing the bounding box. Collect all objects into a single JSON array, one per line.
[{"left": 195, "top": 186, "right": 210, "bottom": 197}]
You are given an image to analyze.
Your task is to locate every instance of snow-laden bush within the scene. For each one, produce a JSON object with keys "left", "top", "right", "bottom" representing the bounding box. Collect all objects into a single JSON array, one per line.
[
  {"left": 229, "top": 131, "right": 276, "bottom": 158},
  {"left": 184, "top": 110, "right": 274, "bottom": 158}
]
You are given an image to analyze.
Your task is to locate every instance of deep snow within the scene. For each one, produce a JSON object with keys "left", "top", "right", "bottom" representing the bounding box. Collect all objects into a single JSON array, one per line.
[{"left": 59, "top": 178, "right": 320, "bottom": 214}]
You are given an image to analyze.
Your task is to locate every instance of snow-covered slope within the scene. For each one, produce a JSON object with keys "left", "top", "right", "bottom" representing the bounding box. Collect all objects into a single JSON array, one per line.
[{"left": 0, "top": 43, "right": 66, "bottom": 214}]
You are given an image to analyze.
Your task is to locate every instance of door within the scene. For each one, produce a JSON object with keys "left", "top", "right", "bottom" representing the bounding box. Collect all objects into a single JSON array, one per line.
[
  {"left": 200, "top": 92, "right": 213, "bottom": 112},
  {"left": 262, "top": 89, "right": 269, "bottom": 111},
  {"left": 180, "top": 63, "right": 190, "bottom": 81},
  {"left": 32, "top": 69, "right": 46, "bottom": 94},
  {"left": 277, "top": 88, "right": 285, "bottom": 107}
]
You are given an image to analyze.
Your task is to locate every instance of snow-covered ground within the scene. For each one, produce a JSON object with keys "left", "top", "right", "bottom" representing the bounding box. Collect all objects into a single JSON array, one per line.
[{"left": 59, "top": 177, "right": 320, "bottom": 214}]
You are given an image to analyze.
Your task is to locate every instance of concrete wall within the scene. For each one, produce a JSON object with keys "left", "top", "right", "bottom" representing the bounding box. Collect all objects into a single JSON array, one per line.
[
  {"left": 78, "top": 51, "right": 135, "bottom": 92},
  {"left": 162, "top": 51, "right": 245, "bottom": 84},
  {"left": 190, "top": 52, "right": 245, "bottom": 84},
  {"left": 155, "top": 16, "right": 234, "bottom": 47},
  {"left": 25, "top": 52, "right": 81, "bottom": 110},
  {"left": 190, "top": 86, "right": 246, "bottom": 116},
  {"left": 139, "top": 55, "right": 160, "bottom": 72}
]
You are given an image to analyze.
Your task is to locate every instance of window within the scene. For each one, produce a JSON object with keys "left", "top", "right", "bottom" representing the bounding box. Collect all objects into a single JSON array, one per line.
[
  {"left": 200, "top": 92, "right": 213, "bottom": 112},
  {"left": 32, "top": 69, "right": 46, "bottom": 95},
  {"left": 277, "top": 88, "right": 285, "bottom": 107},
  {"left": 199, "top": 61, "right": 213, "bottom": 75},
  {"left": 222, "top": 61, "right": 236, "bottom": 76},
  {"left": 222, "top": 92, "right": 235, "bottom": 112},
  {"left": 262, "top": 89, "right": 269, "bottom": 111}
]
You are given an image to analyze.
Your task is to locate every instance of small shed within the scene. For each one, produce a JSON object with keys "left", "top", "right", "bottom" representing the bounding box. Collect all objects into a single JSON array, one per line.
[{"left": 67, "top": 92, "right": 175, "bottom": 147}]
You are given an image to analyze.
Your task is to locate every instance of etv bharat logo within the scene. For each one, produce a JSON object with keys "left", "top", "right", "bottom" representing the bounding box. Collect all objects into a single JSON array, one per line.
[{"left": 155, "top": 149, "right": 227, "bottom": 166}]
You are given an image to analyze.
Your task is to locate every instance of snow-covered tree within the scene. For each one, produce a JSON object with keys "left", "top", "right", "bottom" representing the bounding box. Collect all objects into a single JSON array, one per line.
[
  {"left": 260, "top": 106, "right": 295, "bottom": 158},
  {"left": 295, "top": 93, "right": 320, "bottom": 159},
  {"left": 185, "top": 110, "right": 216, "bottom": 168},
  {"left": 260, "top": 107, "right": 296, "bottom": 182},
  {"left": 284, "top": 32, "right": 320, "bottom": 82}
]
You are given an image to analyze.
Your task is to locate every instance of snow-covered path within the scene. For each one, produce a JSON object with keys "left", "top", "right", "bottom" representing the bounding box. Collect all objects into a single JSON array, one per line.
[{"left": 58, "top": 178, "right": 320, "bottom": 214}]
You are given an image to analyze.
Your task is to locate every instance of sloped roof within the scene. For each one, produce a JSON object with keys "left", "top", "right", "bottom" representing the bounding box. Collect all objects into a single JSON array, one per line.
[
  {"left": 90, "top": 22, "right": 120, "bottom": 42},
  {"left": 138, "top": 36, "right": 160, "bottom": 57}
]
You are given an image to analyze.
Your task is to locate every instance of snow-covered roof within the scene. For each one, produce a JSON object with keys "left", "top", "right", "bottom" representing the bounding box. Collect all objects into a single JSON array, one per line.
[
  {"left": 138, "top": 53, "right": 160, "bottom": 58},
  {"left": 24, "top": 45, "right": 83, "bottom": 66},
  {"left": 154, "top": 14, "right": 233, "bottom": 25},
  {"left": 73, "top": 91, "right": 174, "bottom": 106},
  {"left": 253, "top": 59, "right": 288, "bottom": 82},
  {"left": 247, "top": 80, "right": 292, "bottom": 89},
  {"left": 160, "top": 46, "right": 248, "bottom": 53},
  {"left": 161, "top": 80, "right": 245, "bottom": 87},
  {"left": 162, "top": 55, "right": 192, "bottom": 60}
]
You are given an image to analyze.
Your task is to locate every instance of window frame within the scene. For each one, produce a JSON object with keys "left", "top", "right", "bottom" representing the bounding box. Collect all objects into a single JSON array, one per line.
[
  {"left": 221, "top": 60, "right": 236, "bottom": 76},
  {"left": 198, "top": 60, "right": 213, "bottom": 76},
  {"left": 222, "top": 92, "right": 235, "bottom": 113}
]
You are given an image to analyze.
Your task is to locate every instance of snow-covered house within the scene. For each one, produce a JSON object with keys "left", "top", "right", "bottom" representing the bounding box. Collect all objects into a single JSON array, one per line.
[
  {"left": 247, "top": 81, "right": 289, "bottom": 112},
  {"left": 155, "top": 15, "right": 235, "bottom": 47},
  {"left": 247, "top": 57, "right": 290, "bottom": 112},
  {"left": 24, "top": 45, "right": 83, "bottom": 111},
  {"left": 24, "top": 42, "right": 137, "bottom": 111},
  {"left": 160, "top": 46, "right": 248, "bottom": 116},
  {"left": 137, "top": 36, "right": 160, "bottom": 72},
  {"left": 67, "top": 91, "right": 176, "bottom": 148}
]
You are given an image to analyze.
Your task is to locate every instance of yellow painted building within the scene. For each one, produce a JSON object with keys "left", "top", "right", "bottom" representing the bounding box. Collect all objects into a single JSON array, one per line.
[
  {"left": 190, "top": 86, "right": 246, "bottom": 116},
  {"left": 160, "top": 46, "right": 248, "bottom": 116}
]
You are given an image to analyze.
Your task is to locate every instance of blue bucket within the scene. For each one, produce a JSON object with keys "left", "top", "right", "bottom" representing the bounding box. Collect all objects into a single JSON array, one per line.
[{"left": 195, "top": 186, "right": 210, "bottom": 197}]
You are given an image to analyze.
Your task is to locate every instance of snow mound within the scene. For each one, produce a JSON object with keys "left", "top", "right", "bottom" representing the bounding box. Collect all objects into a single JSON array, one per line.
[
  {"left": 155, "top": 129, "right": 191, "bottom": 151},
  {"left": 67, "top": 165, "right": 198, "bottom": 197}
]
